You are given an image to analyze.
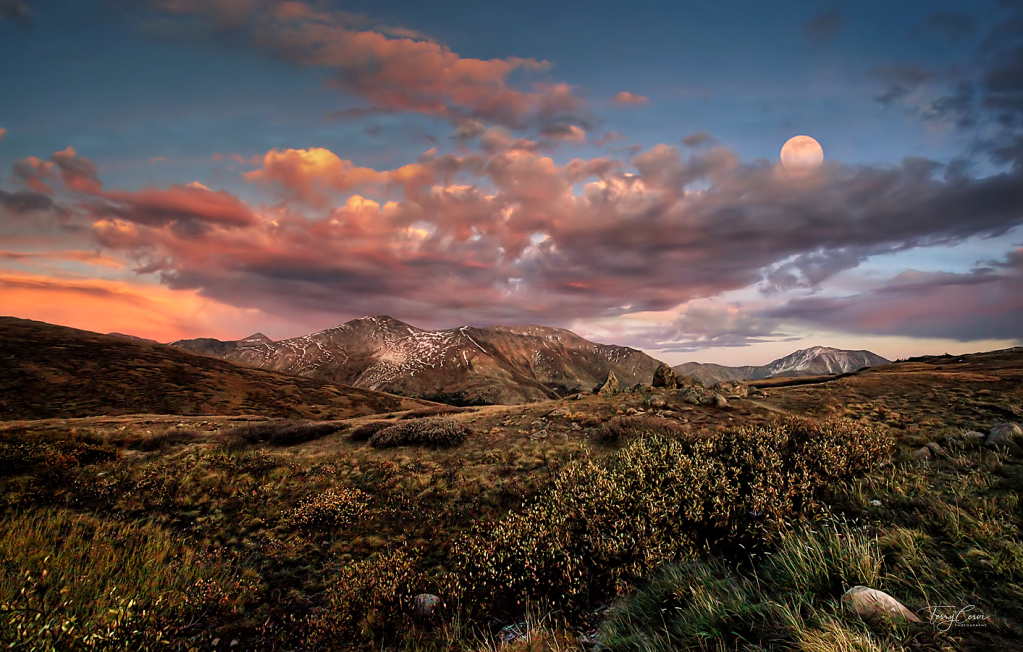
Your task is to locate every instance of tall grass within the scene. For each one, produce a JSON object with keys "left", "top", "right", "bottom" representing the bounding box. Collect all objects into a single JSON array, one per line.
[{"left": 0, "top": 508, "right": 236, "bottom": 650}]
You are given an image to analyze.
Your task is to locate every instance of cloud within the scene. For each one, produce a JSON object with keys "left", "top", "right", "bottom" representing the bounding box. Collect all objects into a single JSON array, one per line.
[
  {"left": 681, "top": 130, "right": 717, "bottom": 148},
  {"left": 147, "top": 0, "right": 587, "bottom": 131},
  {"left": 655, "top": 301, "right": 791, "bottom": 352},
  {"left": 0, "top": 249, "right": 126, "bottom": 269},
  {"left": 0, "top": 0, "right": 31, "bottom": 29},
  {"left": 7, "top": 140, "right": 1023, "bottom": 341},
  {"left": 766, "top": 251, "right": 1023, "bottom": 341},
  {"left": 613, "top": 92, "right": 648, "bottom": 106},
  {"left": 0, "top": 127, "right": 6, "bottom": 141},
  {"left": 803, "top": 11, "right": 845, "bottom": 47},
  {"left": 0, "top": 188, "right": 61, "bottom": 215}
]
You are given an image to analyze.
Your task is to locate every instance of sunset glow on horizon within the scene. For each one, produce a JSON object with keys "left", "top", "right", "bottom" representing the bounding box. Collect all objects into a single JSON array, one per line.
[{"left": 1, "top": 1, "right": 1021, "bottom": 366}]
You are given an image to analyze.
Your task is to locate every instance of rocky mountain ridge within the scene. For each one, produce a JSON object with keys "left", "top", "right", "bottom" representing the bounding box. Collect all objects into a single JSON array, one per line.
[
  {"left": 172, "top": 316, "right": 664, "bottom": 405},
  {"left": 674, "top": 346, "right": 890, "bottom": 385}
]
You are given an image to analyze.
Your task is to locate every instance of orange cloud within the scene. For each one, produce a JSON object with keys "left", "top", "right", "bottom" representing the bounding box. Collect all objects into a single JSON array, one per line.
[
  {"left": 0, "top": 271, "right": 274, "bottom": 342},
  {"left": 614, "top": 91, "right": 649, "bottom": 105},
  {"left": 0, "top": 249, "right": 126, "bottom": 270},
  {"left": 0, "top": 127, "right": 6, "bottom": 141},
  {"left": 243, "top": 147, "right": 431, "bottom": 205}
]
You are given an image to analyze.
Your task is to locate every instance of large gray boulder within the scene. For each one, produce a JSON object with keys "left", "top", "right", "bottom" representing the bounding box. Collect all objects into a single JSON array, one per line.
[
  {"left": 413, "top": 593, "right": 441, "bottom": 617},
  {"left": 842, "top": 586, "right": 921, "bottom": 623}
]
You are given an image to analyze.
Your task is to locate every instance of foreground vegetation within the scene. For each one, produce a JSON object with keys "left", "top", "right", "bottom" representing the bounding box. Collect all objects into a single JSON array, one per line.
[{"left": 1, "top": 403, "right": 1021, "bottom": 650}]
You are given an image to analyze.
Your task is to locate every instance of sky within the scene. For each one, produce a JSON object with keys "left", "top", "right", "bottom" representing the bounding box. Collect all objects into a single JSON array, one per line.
[{"left": 1, "top": 0, "right": 1021, "bottom": 366}]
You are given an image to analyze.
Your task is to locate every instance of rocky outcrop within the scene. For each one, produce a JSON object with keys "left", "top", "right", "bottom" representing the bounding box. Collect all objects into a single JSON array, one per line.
[
  {"left": 597, "top": 371, "right": 620, "bottom": 396},
  {"left": 842, "top": 586, "right": 921, "bottom": 623},
  {"left": 651, "top": 363, "right": 678, "bottom": 389}
]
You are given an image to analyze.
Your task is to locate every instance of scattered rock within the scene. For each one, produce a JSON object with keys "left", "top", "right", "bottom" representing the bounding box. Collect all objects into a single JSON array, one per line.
[
  {"left": 698, "top": 393, "right": 729, "bottom": 408},
  {"left": 926, "top": 441, "right": 945, "bottom": 456},
  {"left": 842, "top": 586, "right": 921, "bottom": 624},
  {"left": 652, "top": 363, "right": 678, "bottom": 389},
  {"left": 597, "top": 371, "right": 619, "bottom": 396},
  {"left": 413, "top": 593, "right": 441, "bottom": 617},
  {"left": 986, "top": 422, "right": 1022, "bottom": 447},
  {"left": 960, "top": 430, "right": 987, "bottom": 445},
  {"left": 870, "top": 499, "right": 882, "bottom": 507},
  {"left": 913, "top": 446, "right": 933, "bottom": 462},
  {"left": 646, "top": 397, "right": 667, "bottom": 409}
]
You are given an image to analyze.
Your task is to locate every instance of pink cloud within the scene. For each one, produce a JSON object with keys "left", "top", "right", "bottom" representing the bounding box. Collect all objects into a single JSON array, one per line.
[
  {"left": 149, "top": 1, "right": 587, "bottom": 130},
  {"left": 614, "top": 91, "right": 649, "bottom": 105},
  {"left": 0, "top": 127, "right": 6, "bottom": 141}
]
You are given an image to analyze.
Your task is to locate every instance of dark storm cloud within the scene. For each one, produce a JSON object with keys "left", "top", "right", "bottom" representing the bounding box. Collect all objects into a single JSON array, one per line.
[{"left": 803, "top": 11, "right": 845, "bottom": 47}]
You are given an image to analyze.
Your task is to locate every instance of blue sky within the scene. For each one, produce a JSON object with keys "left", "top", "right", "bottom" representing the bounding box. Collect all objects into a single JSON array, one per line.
[{"left": 1, "top": 0, "right": 1020, "bottom": 364}]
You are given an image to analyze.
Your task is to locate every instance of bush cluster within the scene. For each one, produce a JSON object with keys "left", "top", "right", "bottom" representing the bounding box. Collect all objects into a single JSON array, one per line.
[
  {"left": 0, "top": 431, "right": 117, "bottom": 477},
  {"left": 349, "top": 421, "right": 392, "bottom": 441},
  {"left": 131, "top": 428, "right": 202, "bottom": 452},
  {"left": 308, "top": 549, "right": 421, "bottom": 647},
  {"left": 452, "top": 417, "right": 892, "bottom": 611},
  {"left": 217, "top": 420, "right": 343, "bottom": 449},
  {"left": 369, "top": 418, "right": 475, "bottom": 449},
  {"left": 595, "top": 415, "right": 685, "bottom": 443},
  {"left": 399, "top": 405, "right": 466, "bottom": 420},
  {"left": 289, "top": 487, "right": 370, "bottom": 529}
]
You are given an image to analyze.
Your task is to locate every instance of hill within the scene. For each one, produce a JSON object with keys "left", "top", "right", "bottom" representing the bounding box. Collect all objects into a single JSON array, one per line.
[
  {"left": 0, "top": 317, "right": 434, "bottom": 420},
  {"left": 674, "top": 345, "right": 890, "bottom": 385},
  {"left": 172, "top": 315, "right": 665, "bottom": 405}
]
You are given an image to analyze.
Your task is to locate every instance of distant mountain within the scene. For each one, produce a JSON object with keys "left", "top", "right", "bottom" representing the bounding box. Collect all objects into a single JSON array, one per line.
[
  {"left": 0, "top": 317, "right": 433, "bottom": 420},
  {"left": 172, "top": 316, "right": 664, "bottom": 405},
  {"left": 674, "top": 346, "right": 890, "bottom": 385}
]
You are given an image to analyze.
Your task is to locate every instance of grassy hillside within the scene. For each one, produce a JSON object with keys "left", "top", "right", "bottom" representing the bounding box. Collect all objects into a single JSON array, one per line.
[{"left": 0, "top": 317, "right": 434, "bottom": 421}]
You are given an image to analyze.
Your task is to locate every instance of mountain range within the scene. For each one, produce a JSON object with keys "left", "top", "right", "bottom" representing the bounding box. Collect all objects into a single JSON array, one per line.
[
  {"left": 172, "top": 316, "right": 663, "bottom": 405},
  {"left": 673, "top": 346, "right": 891, "bottom": 385}
]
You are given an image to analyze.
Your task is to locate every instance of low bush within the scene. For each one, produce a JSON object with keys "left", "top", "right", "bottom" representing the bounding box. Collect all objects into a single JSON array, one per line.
[
  {"left": 452, "top": 417, "right": 892, "bottom": 611},
  {"left": 350, "top": 421, "right": 392, "bottom": 441},
  {"left": 370, "top": 418, "right": 475, "bottom": 449},
  {"left": 289, "top": 487, "right": 370, "bottom": 529},
  {"left": 131, "top": 428, "right": 203, "bottom": 452},
  {"left": 0, "top": 431, "right": 117, "bottom": 477},
  {"left": 399, "top": 405, "right": 466, "bottom": 420},
  {"left": 594, "top": 415, "right": 685, "bottom": 443},
  {"left": 308, "top": 549, "right": 422, "bottom": 647},
  {"left": 268, "top": 421, "right": 344, "bottom": 447}
]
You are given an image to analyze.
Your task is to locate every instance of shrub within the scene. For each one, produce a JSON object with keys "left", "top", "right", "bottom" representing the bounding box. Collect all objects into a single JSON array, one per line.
[
  {"left": 399, "top": 405, "right": 466, "bottom": 420},
  {"left": 595, "top": 415, "right": 684, "bottom": 443},
  {"left": 268, "top": 421, "right": 344, "bottom": 447},
  {"left": 452, "top": 417, "right": 893, "bottom": 612},
  {"left": 369, "top": 418, "right": 475, "bottom": 449},
  {"left": 308, "top": 549, "right": 422, "bottom": 647},
  {"left": 350, "top": 421, "right": 392, "bottom": 442},
  {"left": 0, "top": 431, "right": 117, "bottom": 477},
  {"left": 131, "top": 428, "right": 202, "bottom": 452},
  {"left": 289, "top": 487, "right": 370, "bottom": 529}
]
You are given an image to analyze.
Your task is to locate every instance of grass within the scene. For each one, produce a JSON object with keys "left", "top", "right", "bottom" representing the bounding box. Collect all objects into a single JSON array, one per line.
[{"left": 1, "top": 397, "right": 1021, "bottom": 650}]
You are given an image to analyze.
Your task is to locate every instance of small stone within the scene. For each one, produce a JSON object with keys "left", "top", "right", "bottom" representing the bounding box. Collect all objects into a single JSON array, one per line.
[
  {"left": 986, "top": 422, "right": 1022, "bottom": 447},
  {"left": 413, "top": 593, "right": 441, "bottom": 617},
  {"left": 870, "top": 499, "right": 882, "bottom": 507},
  {"left": 926, "top": 441, "right": 945, "bottom": 455},
  {"left": 913, "top": 446, "right": 933, "bottom": 461},
  {"left": 842, "top": 586, "right": 921, "bottom": 624}
]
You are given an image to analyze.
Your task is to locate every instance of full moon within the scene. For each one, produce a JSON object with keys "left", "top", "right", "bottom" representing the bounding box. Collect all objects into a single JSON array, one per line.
[{"left": 780, "top": 135, "right": 824, "bottom": 172}]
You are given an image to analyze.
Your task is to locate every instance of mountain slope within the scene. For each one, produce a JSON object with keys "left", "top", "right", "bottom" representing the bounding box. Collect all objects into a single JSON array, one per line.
[
  {"left": 173, "top": 316, "right": 664, "bottom": 405},
  {"left": 674, "top": 346, "right": 890, "bottom": 385},
  {"left": 0, "top": 317, "right": 434, "bottom": 420}
]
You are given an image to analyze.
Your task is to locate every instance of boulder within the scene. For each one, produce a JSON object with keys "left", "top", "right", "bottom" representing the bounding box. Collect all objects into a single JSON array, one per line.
[
  {"left": 842, "top": 586, "right": 921, "bottom": 624},
  {"left": 651, "top": 363, "right": 678, "bottom": 389},
  {"left": 986, "top": 422, "right": 1022, "bottom": 448},
  {"left": 597, "top": 371, "right": 619, "bottom": 396},
  {"left": 926, "top": 441, "right": 945, "bottom": 456},
  {"left": 700, "top": 393, "right": 729, "bottom": 408},
  {"left": 413, "top": 593, "right": 441, "bottom": 617}
]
